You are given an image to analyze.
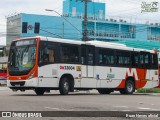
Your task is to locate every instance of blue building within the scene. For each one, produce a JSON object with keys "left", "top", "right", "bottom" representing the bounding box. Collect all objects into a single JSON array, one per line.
[
  {"left": 6, "top": 0, "right": 160, "bottom": 55},
  {"left": 63, "top": 0, "right": 105, "bottom": 20}
]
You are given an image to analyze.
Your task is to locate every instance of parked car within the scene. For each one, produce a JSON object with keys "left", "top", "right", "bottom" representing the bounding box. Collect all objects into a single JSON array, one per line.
[{"left": 0, "top": 69, "right": 7, "bottom": 85}]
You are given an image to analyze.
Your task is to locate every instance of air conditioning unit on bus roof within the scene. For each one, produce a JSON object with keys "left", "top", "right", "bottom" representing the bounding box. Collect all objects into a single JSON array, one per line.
[
  {"left": 110, "top": 18, "right": 113, "bottom": 22},
  {"left": 88, "top": 41, "right": 126, "bottom": 47},
  {"left": 155, "top": 23, "right": 159, "bottom": 26},
  {"left": 119, "top": 19, "right": 123, "bottom": 22}
]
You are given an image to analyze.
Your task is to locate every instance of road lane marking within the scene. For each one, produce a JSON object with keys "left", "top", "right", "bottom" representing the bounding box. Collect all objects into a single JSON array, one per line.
[
  {"left": 112, "top": 106, "right": 128, "bottom": 108},
  {"left": 45, "top": 107, "right": 74, "bottom": 111},
  {"left": 138, "top": 107, "right": 151, "bottom": 110},
  {"left": 121, "top": 110, "right": 131, "bottom": 111}
]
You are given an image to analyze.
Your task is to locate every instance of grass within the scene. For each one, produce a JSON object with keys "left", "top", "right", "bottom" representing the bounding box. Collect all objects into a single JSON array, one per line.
[{"left": 137, "top": 88, "right": 160, "bottom": 93}]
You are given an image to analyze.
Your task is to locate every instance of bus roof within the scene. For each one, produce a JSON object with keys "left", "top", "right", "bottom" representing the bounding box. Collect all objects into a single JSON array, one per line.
[{"left": 16, "top": 36, "right": 155, "bottom": 53}]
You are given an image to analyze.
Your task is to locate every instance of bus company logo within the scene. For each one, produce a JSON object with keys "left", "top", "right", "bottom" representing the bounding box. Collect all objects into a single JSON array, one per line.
[
  {"left": 2, "top": 112, "right": 42, "bottom": 118},
  {"left": 60, "top": 66, "right": 75, "bottom": 70},
  {"left": 2, "top": 112, "right": 11, "bottom": 117},
  {"left": 126, "top": 68, "right": 138, "bottom": 80},
  {"left": 60, "top": 66, "right": 64, "bottom": 70},
  {"left": 141, "top": 1, "right": 159, "bottom": 12},
  {"left": 76, "top": 66, "right": 81, "bottom": 71}
]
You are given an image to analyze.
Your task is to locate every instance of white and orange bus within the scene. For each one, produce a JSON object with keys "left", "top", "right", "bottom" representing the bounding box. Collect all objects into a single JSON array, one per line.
[{"left": 7, "top": 36, "right": 159, "bottom": 95}]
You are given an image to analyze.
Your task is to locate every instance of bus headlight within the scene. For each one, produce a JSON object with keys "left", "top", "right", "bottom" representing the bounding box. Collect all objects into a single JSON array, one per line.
[{"left": 28, "top": 72, "right": 35, "bottom": 79}]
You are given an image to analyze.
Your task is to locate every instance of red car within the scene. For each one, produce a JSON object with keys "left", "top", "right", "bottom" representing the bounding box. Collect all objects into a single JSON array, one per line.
[
  {"left": 0, "top": 69, "right": 7, "bottom": 85},
  {"left": 157, "top": 65, "right": 160, "bottom": 88}
]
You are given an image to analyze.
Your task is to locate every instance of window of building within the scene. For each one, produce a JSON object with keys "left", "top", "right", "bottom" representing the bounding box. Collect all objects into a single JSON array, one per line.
[
  {"left": 72, "top": 7, "right": 76, "bottom": 16},
  {"left": 22, "top": 22, "right": 28, "bottom": 33},
  {"left": 34, "top": 22, "right": 40, "bottom": 34},
  {"left": 99, "top": 10, "right": 103, "bottom": 19}
]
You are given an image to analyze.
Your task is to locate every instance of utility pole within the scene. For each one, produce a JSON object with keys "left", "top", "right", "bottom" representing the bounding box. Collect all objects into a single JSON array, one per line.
[
  {"left": 62, "top": 22, "right": 64, "bottom": 39},
  {"left": 81, "top": 0, "right": 91, "bottom": 41}
]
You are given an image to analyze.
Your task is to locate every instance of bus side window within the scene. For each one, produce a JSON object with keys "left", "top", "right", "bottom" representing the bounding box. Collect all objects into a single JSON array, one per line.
[
  {"left": 39, "top": 47, "right": 54, "bottom": 65},
  {"left": 131, "top": 52, "right": 139, "bottom": 68},
  {"left": 61, "top": 45, "right": 79, "bottom": 63},
  {"left": 139, "top": 52, "right": 150, "bottom": 69},
  {"left": 139, "top": 53, "right": 144, "bottom": 68},
  {"left": 88, "top": 48, "right": 94, "bottom": 65},
  {"left": 151, "top": 53, "right": 158, "bottom": 69},
  {"left": 144, "top": 53, "right": 149, "bottom": 68},
  {"left": 49, "top": 49, "right": 54, "bottom": 63}
]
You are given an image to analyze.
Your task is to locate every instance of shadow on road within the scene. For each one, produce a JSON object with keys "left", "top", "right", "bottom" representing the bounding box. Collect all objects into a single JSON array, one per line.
[{"left": 10, "top": 92, "right": 154, "bottom": 97}]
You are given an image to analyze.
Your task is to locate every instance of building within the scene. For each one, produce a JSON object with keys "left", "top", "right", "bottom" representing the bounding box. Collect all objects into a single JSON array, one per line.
[
  {"left": 6, "top": 0, "right": 160, "bottom": 57},
  {"left": 6, "top": 14, "right": 82, "bottom": 47},
  {"left": 0, "top": 46, "right": 6, "bottom": 57}
]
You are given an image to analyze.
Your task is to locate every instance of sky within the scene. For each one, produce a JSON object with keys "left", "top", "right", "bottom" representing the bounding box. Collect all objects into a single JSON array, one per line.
[{"left": 0, "top": 0, "right": 160, "bottom": 45}]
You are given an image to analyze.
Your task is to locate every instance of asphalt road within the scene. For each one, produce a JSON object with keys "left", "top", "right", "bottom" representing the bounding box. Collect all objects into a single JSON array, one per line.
[{"left": 0, "top": 87, "right": 160, "bottom": 120}]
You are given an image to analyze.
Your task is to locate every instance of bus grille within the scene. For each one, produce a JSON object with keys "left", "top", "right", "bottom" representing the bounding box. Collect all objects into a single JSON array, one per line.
[{"left": 10, "top": 81, "right": 25, "bottom": 86}]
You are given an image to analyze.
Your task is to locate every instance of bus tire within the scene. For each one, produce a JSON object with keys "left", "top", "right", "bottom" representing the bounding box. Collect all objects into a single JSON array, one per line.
[
  {"left": 123, "top": 80, "right": 135, "bottom": 94},
  {"left": 59, "top": 77, "right": 70, "bottom": 95},
  {"left": 97, "top": 89, "right": 111, "bottom": 94},
  {"left": 35, "top": 88, "right": 45, "bottom": 96}
]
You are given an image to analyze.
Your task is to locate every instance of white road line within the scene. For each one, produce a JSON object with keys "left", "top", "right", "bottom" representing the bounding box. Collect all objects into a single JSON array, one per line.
[
  {"left": 121, "top": 110, "right": 131, "bottom": 111},
  {"left": 138, "top": 107, "right": 152, "bottom": 110},
  {"left": 112, "top": 106, "right": 129, "bottom": 108},
  {"left": 45, "top": 107, "right": 61, "bottom": 110},
  {"left": 110, "top": 110, "right": 118, "bottom": 111},
  {"left": 45, "top": 107, "right": 74, "bottom": 111},
  {"left": 138, "top": 107, "right": 160, "bottom": 111}
]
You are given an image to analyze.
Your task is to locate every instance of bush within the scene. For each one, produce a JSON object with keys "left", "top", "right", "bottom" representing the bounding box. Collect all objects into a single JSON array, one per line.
[{"left": 137, "top": 88, "right": 160, "bottom": 93}]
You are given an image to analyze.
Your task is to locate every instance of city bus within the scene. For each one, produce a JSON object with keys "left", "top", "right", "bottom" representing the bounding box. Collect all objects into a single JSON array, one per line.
[{"left": 7, "top": 36, "right": 159, "bottom": 95}]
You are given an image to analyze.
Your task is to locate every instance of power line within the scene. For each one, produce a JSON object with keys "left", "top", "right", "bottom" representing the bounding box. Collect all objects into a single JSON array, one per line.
[{"left": 45, "top": 9, "right": 82, "bottom": 34}]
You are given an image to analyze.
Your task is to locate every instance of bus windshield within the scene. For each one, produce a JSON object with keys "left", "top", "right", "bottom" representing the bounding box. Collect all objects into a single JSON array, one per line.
[{"left": 8, "top": 39, "right": 37, "bottom": 76}]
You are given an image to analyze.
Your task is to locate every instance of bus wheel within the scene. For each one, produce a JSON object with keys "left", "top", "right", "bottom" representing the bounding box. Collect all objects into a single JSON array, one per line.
[
  {"left": 97, "top": 89, "right": 111, "bottom": 94},
  {"left": 35, "top": 88, "right": 45, "bottom": 96},
  {"left": 123, "top": 80, "right": 135, "bottom": 94},
  {"left": 59, "top": 78, "right": 70, "bottom": 95}
]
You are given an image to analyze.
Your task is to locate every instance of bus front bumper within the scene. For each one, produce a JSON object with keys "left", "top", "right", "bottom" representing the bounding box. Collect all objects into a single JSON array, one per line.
[{"left": 7, "top": 78, "right": 38, "bottom": 88}]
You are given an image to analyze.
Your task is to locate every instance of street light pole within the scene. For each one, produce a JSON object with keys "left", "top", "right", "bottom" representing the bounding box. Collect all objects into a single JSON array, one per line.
[{"left": 45, "top": 9, "right": 81, "bottom": 34}]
